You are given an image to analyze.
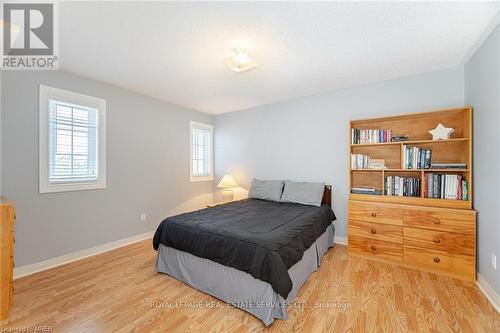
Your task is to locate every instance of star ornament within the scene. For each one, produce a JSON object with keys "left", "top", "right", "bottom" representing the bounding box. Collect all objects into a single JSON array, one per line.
[{"left": 429, "top": 123, "right": 455, "bottom": 140}]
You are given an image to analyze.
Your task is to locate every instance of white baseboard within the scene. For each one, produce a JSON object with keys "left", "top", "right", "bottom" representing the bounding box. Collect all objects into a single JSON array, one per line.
[
  {"left": 334, "top": 236, "right": 347, "bottom": 245},
  {"left": 476, "top": 273, "right": 500, "bottom": 313},
  {"left": 14, "top": 231, "right": 155, "bottom": 279}
]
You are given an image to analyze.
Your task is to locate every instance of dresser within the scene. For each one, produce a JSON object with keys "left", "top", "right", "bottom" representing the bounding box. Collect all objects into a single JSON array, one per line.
[
  {"left": 348, "top": 200, "right": 476, "bottom": 281},
  {"left": 0, "top": 197, "right": 15, "bottom": 320}
]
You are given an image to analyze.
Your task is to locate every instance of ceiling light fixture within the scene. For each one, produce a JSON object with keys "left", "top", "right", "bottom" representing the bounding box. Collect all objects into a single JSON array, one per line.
[{"left": 224, "top": 48, "right": 257, "bottom": 73}]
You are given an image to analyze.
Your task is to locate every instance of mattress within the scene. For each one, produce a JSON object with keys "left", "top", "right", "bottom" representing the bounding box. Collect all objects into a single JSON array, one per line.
[{"left": 156, "top": 223, "right": 335, "bottom": 326}]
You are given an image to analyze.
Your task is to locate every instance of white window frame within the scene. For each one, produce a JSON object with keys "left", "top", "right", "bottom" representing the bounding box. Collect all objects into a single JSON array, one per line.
[
  {"left": 189, "top": 121, "right": 213, "bottom": 182},
  {"left": 39, "top": 85, "right": 107, "bottom": 193}
]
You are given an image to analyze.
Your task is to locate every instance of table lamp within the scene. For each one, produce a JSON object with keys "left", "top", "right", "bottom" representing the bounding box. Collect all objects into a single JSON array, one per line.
[{"left": 218, "top": 175, "right": 239, "bottom": 202}]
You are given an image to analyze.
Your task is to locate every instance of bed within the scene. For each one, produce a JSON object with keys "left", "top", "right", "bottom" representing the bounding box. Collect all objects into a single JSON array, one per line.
[{"left": 153, "top": 185, "right": 336, "bottom": 326}]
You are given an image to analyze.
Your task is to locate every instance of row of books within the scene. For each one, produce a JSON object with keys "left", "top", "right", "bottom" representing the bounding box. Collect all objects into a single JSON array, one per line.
[
  {"left": 351, "top": 187, "right": 382, "bottom": 195},
  {"left": 424, "top": 174, "right": 468, "bottom": 200},
  {"left": 384, "top": 176, "right": 421, "bottom": 197},
  {"left": 352, "top": 128, "right": 392, "bottom": 144},
  {"left": 351, "top": 154, "right": 370, "bottom": 169},
  {"left": 351, "top": 154, "right": 387, "bottom": 169},
  {"left": 403, "top": 146, "right": 432, "bottom": 169}
]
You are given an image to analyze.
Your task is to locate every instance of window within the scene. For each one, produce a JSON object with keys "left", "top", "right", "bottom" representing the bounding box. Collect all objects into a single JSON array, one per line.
[
  {"left": 190, "top": 121, "right": 213, "bottom": 182},
  {"left": 39, "top": 85, "right": 106, "bottom": 193}
]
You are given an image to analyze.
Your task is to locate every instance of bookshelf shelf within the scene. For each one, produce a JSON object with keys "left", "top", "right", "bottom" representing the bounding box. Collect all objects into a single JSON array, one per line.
[
  {"left": 350, "top": 137, "right": 469, "bottom": 147},
  {"left": 349, "top": 193, "right": 472, "bottom": 209}
]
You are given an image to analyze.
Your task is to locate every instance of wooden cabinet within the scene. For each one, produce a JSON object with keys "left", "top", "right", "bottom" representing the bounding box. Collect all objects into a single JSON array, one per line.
[
  {"left": 1, "top": 197, "right": 15, "bottom": 320},
  {"left": 349, "top": 200, "right": 476, "bottom": 281},
  {"left": 348, "top": 108, "right": 476, "bottom": 281}
]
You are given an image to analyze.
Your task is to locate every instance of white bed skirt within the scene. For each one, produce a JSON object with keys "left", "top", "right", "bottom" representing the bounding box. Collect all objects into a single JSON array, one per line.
[{"left": 156, "top": 223, "right": 335, "bottom": 326}]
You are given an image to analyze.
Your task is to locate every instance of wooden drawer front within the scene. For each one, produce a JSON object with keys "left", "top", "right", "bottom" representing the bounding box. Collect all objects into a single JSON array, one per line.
[
  {"left": 349, "top": 201, "right": 403, "bottom": 225},
  {"left": 404, "top": 228, "right": 474, "bottom": 256},
  {"left": 403, "top": 209, "right": 475, "bottom": 234},
  {"left": 350, "top": 220, "right": 402, "bottom": 244},
  {"left": 349, "top": 235, "right": 402, "bottom": 261},
  {"left": 404, "top": 246, "right": 475, "bottom": 279}
]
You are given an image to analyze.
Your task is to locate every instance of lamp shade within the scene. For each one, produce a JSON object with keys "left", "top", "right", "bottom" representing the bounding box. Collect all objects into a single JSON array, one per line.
[{"left": 217, "top": 175, "right": 239, "bottom": 189}]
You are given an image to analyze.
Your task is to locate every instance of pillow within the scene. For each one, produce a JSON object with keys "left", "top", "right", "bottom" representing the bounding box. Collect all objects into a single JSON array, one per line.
[
  {"left": 280, "top": 180, "right": 325, "bottom": 207},
  {"left": 248, "top": 179, "right": 284, "bottom": 202}
]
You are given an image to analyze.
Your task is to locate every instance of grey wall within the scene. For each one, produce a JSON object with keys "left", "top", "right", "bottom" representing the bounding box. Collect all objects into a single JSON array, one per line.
[
  {"left": 1, "top": 70, "right": 213, "bottom": 267},
  {"left": 214, "top": 68, "right": 465, "bottom": 240},
  {"left": 465, "top": 23, "right": 500, "bottom": 293}
]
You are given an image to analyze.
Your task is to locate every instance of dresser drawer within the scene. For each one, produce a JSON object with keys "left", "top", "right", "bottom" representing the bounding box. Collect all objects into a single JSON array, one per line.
[
  {"left": 349, "top": 201, "right": 403, "bottom": 225},
  {"left": 404, "top": 227, "right": 474, "bottom": 256},
  {"left": 350, "top": 220, "right": 402, "bottom": 244},
  {"left": 404, "top": 246, "right": 474, "bottom": 279},
  {"left": 349, "top": 235, "right": 402, "bottom": 261},
  {"left": 403, "top": 208, "right": 475, "bottom": 234}
]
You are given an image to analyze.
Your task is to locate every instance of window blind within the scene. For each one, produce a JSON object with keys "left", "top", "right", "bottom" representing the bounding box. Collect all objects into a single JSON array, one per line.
[
  {"left": 48, "top": 100, "right": 99, "bottom": 183},
  {"left": 192, "top": 127, "right": 210, "bottom": 177}
]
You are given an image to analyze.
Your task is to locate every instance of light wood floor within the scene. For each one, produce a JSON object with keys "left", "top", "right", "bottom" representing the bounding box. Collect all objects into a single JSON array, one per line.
[{"left": 1, "top": 240, "right": 498, "bottom": 333}]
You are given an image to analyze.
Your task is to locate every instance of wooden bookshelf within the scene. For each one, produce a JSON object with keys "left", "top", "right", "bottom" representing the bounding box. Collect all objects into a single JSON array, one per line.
[
  {"left": 349, "top": 107, "right": 472, "bottom": 209},
  {"left": 348, "top": 107, "right": 476, "bottom": 282}
]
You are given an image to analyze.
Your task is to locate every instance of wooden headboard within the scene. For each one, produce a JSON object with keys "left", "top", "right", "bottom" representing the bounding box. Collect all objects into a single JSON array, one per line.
[{"left": 322, "top": 185, "right": 332, "bottom": 206}]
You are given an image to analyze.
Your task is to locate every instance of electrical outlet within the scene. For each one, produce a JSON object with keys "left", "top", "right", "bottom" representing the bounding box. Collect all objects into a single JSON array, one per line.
[
  {"left": 140, "top": 213, "right": 146, "bottom": 222},
  {"left": 492, "top": 254, "right": 497, "bottom": 270}
]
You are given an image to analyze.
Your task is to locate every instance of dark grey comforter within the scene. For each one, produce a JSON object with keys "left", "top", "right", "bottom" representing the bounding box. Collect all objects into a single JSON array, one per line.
[{"left": 152, "top": 198, "right": 336, "bottom": 298}]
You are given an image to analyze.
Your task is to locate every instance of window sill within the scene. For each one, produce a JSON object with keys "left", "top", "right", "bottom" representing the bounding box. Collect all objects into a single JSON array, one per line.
[
  {"left": 190, "top": 176, "right": 213, "bottom": 182},
  {"left": 39, "top": 181, "right": 106, "bottom": 193}
]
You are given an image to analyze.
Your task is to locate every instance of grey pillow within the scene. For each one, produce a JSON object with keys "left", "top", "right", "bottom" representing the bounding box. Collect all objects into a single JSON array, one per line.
[
  {"left": 248, "top": 179, "right": 284, "bottom": 202},
  {"left": 280, "top": 180, "right": 325, "bottom": 207}
]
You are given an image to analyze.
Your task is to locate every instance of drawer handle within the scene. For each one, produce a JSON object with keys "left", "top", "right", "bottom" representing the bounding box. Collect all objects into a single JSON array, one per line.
[
  {"left": 371, "top": 212, "right": 377, "bottom": 217},
  {"left": 433, "top": 237, "right": 441, "bottom": 243},
  {"left": 371, "top": 229, "right": 377, "bottom": 234},
  {"left": 432, "top": 218, "right": 441, "bottom": 225},
  {"left": 433, "top": 257, "right": 440, "bottom": 263},
  {"left": 370, "top": 245, "right": 377, "bottom": 251}
]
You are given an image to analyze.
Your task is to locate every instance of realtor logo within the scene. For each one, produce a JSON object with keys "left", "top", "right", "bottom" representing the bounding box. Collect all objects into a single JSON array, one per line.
[{"left": 1, "top": 2, "right": 58, "bottom": 70}]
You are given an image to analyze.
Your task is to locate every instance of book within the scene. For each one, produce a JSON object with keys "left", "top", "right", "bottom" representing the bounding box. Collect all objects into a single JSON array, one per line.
[
  {"left": 352, "top": 187, "right": 376, "bottom": 192},
  {"left": 391, "top": 134, "right": 409, "bottom": 142},
  {"left": 462, "top": 180, "right": 468, "bottom": 200},
  {"left": 368, "top": 159, "right": 386, "bottom": 170},
  {"left": 430, "top": 163, "right": 466, "bottom": 169},
  {"left": 425, "top": 150, "right": 432, "bottom": 169},
  {"left": 351, "top": 187, "right": 382, "bottom": 195}
]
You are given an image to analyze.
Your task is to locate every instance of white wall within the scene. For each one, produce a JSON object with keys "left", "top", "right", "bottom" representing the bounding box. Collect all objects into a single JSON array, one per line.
[
  {"left": 214, "top": 68, "right": 465, "bottom": 238},
  {"left": 465, "top": 22, "right": 500, "bottom": 294},
  {"left": 1, "top": 70, "right": 213, "bottom": 267}
]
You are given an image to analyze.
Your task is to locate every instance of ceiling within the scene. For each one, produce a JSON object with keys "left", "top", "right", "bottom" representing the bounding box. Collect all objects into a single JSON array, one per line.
[{"left": 59, "top": 1, "right": 500, "bottom": 115}]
